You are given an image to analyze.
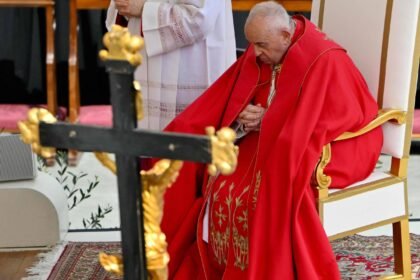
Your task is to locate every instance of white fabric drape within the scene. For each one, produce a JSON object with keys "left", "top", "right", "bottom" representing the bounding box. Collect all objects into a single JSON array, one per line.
[{"left": 106, "top": 0, "right": 236, "bottom": 130}]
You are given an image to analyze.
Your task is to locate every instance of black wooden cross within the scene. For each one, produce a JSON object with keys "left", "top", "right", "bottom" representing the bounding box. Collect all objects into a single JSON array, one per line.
[{"left": 20, "top": 26, "right": 237, "bottom": 280}]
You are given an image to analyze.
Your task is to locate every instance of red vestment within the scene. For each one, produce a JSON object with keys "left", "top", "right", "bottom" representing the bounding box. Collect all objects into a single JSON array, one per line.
[{"left": 160, "top": 16, "right": 383, "bottom": 279}]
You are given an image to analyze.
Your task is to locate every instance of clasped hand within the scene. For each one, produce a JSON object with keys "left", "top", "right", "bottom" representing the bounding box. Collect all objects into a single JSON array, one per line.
[
  {"left": 114, "top": 0, "right": 145, "bottom": 17},
  {"left": 237, "top": 103, "right": 266, "bottom": 133}
]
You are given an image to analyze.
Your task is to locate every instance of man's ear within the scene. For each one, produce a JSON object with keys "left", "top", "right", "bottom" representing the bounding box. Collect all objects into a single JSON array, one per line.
[{"left": 281, "top": 30, "right": 292, "bottom": 44}]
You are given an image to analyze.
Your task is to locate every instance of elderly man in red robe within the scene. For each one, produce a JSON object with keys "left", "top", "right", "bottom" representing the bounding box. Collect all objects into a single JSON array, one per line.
[{"left": 158, "top": 1, "right": 383, "bottom": 279}]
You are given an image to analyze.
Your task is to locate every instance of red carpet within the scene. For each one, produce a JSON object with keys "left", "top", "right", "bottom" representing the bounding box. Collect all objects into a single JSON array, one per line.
[{"left": 45, "top": 235, "right": 420, "bottom": 279}]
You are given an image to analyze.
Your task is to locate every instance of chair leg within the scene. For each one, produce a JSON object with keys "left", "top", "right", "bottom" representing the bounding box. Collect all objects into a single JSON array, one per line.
[
  {"left": 392, "top": 218, "right": 412, "bottom": 279},
  {"left": 45, "top": 156, "right": 56, "bottom": 167},
  {"left": 68, "top": 149, "right": 83, "bottom": 166}
]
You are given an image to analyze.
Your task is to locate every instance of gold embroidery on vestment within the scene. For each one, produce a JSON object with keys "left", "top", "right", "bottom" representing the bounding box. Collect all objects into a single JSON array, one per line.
[
  {"left": 232, "top": 186, "right": 249, "bottom": 270},
  {"left": 252, "top": 171, "right": 262, "bottom": 211},
  {"left": 210, "top": 180, "right": 230, "bottom": 265},
  {"left": 209, "top": 170, "right": 262, "bottom": 271}
]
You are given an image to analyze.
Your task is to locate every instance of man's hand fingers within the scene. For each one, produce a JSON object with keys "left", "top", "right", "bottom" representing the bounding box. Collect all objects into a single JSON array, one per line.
[
  {"left": 115, "top": 0, "right": 145, "bottom": 17},
  {"left": 246, "top": 104, "right": 265, "bottom": 113},
  {"left": 116, "top": 9, "right": 130, "bottom": 16},
  {"left": 115, "top": 0, "right": 129, "bottom": 6},
  {"left": 243, "top": 119, "right": 262, "bottom": 132},
  {"left": 237, "top": 103, "right": 265, "bottom": 131},
  {"left": 239, "top": 113, "right": 259, "bottom": 122},
  {"left": 115, "top": 5, "right": 129, "bottom": 14},
  {"left": 246, "top": 120, "right": 260, "bottom": 129},
  {"left": 239, "top": 109, "right": 264, "bottom": 119}
]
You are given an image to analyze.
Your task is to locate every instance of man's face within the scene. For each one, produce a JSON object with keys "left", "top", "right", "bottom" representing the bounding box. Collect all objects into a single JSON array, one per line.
[{"left": 245, "top": 16, "right": 291, "bottom": 65}]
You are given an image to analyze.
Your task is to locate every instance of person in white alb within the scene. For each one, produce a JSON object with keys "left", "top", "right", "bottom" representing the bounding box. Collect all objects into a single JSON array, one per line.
[{"left": 106, "top": 0, "right": 236, "bottom": 130}]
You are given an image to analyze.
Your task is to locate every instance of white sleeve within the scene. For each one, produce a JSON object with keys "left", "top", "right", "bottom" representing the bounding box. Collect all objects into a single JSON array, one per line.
[
  {"left": 105, "top": 0, "right": 118, "bottom": 31},
  {"left": 141, "top": 0, "right": 225, "bottom": 57}
]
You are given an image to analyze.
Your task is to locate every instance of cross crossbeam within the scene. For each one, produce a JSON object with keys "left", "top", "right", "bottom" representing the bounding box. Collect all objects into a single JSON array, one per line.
[{"left": 39, "top": 123, "right": 212, "bottom": 162}]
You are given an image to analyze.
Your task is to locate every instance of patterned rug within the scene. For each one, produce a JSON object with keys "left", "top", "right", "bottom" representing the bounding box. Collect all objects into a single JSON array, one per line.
[
  {"left": 41, "top": 235, "right": 420, "bottom": 279},
  {"left": 333, "top": 234, "right": 420, "bottom": 279}
]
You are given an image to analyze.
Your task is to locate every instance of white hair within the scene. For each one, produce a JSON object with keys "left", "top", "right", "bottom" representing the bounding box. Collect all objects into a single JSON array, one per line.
[{"left": 245, "top": 1, "right": 292, "bottom": 31}]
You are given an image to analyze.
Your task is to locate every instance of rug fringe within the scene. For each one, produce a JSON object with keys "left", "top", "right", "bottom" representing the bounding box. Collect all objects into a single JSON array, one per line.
[{"left": 22, "top": 241, "right": 67, "bottom": 280}]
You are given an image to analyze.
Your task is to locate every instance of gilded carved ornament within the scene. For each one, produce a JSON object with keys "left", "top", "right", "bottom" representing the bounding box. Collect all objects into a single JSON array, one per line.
[
  {"left": 98, "top": 159, "right": 182, "bottom": 279},
  {"left": 17, "top": 108, "right": 57, "bottom": 158},
  {"left": 206, "top": 126, "right": 239, "bottom": 176},
  {"left": 99, "top": 24, "right": 143, "bottom": 66},
  {"left": 99, "top": 25, "right": 144, "bottom": 120},
  {"left": 99, "top": 253, "right": 123, "bottom": 276},
  {"left": 315, "top": 144, "right": 332, "bottom": 200}
]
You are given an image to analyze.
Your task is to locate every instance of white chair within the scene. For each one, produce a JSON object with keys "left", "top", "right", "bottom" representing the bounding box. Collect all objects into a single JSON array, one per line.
[{"left": 311, "top": 0, "right": 420, "bottom": 279}]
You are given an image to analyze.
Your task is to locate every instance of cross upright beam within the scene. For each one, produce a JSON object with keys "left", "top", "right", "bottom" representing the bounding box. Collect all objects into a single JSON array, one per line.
[{"left": 107, "top": 60, "right": 147, "bottom": 279}]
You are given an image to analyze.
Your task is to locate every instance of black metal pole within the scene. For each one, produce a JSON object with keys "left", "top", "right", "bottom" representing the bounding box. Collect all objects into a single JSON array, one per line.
[{"left": 106, "top": 61, "right": 147, "bottom": 280}]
